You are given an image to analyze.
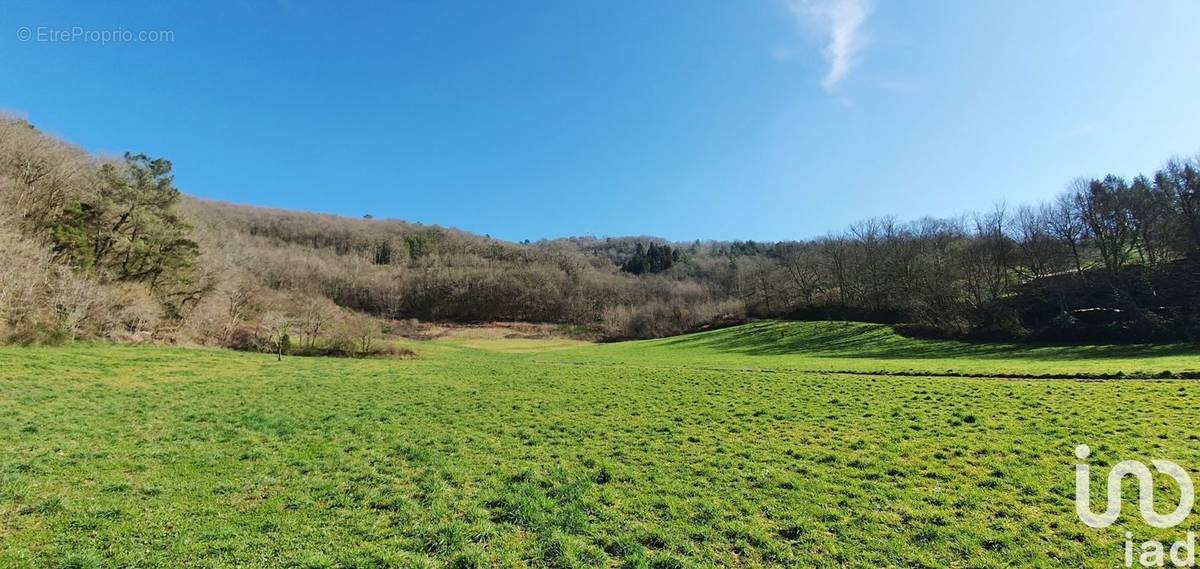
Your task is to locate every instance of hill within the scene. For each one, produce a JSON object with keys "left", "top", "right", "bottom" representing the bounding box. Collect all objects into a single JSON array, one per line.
[
  {"left": 179, "top": 197, "right": 740, "bottom": 334},
  {"left": 547, "top": 320, "right": 1200, "bottom": 377},
  {"left": 2, "top": 115, "right": 1199, "bottom": 351}
]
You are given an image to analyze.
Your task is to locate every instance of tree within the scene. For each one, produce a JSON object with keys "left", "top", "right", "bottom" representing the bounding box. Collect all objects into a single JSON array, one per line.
[
  {"left": 1157, "top": 159, "right": 1200, "bottom": 255},
  {"left": 373, "top": 240, "right": 393, "bottom": 265},
  {"left": 49, "top": 153, "right": 199, "bottom": 289},
  {"left": 1013, "top": 204, "right": 1064, "bottom": 280},
  {"left": 818, "top": 236, "right": 853, "bottom": 307},
  {"left": 218, "top": 281, "right": 256, "bottom": 342},
  {"left": 1127, "top": 174, "right": 1174, "bottom": 266},
  {"left": 296, "top": 297, "right": 337, "bottom": 349},
  {"left": 339, "top": 314, "right": 382, "bottom": 357},
  {"left": 1047, "top": 189, "right": 1088, "bottom": 277},
  {"left": 736, "top": 256, "right": 779, "bottom": 315},
  {"left": 259, "top": 312, "right": 292, "bottom": 361},
  {"left": 1076, "top": 175, "right": 1139, "bottom": 276},
  {"left": 777, "top": 243, "right": 826, "bottom": 307},
  {"left": 971, "top": 204, "right": 1014, "bottom": 300},
  {"left": 51, "top": 270, "right": 99, "bottom": 341},
  {"left": 0, "top": 118, "right": 88, "bottom": 232},
  {"left": 621, "top": 242, "right": 678, "bottom": 275},
  {"left": 849, "top": 218, "right": 890, "bottom": 311}
]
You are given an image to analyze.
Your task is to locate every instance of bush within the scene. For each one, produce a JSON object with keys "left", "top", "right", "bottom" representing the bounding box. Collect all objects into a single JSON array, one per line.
[
  {"left": 601, "top": 299, "right": 745, "bottom": 340},
  {"left": 968, "top": 307, "right": 1028, "bottom": 341},
  {"left": 7, "top": 322, "right": 70, "bottom": 346},
  {"left": 101, "top": 284, "right": 162, "bottom": 342}
]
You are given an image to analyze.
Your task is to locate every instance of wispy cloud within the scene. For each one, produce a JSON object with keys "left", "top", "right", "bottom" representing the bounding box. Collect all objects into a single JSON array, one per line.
[{"left": 786, "top": 0, "right": 873, "bottom": 91}]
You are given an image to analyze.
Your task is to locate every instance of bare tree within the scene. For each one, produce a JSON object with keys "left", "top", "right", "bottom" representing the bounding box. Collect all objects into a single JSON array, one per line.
[
  {"left": 1157, "top": 158, "right": 1200, "bottom": 255},
  {"left": 971, "top": 203, "right": 1014, "bottom": 301},
  {"left": 777, "top": 243, "right": 826, "bottom": 307},
  {"left": 1047, "top": 187, "right": 1088, "bottom": 276},
  {"left": 1127, "top": 174, "right": 1175, "bottom": 266},
  {"left": 1076, "top": 176, "right": 1139, "bottom": 276},
  {"left": 259, "top": 311, "right": 292, "bottom": 361},
  {"left": 338, "top": 314, "right": 382, "bottom": 357},
  {"left": 51, "top": 270, "right": 99, "bottom": 341},
  {"left": 295, "top": 296, "right": 336, "bottom": 349},
  {"left": 1013, "top": 204, "right": 1065, "bottom": 280}
]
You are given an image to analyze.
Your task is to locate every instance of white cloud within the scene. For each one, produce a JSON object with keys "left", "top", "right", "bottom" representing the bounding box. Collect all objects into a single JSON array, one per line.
[{"left": 787, "top": 0, "right": 873, "bottom": 91}]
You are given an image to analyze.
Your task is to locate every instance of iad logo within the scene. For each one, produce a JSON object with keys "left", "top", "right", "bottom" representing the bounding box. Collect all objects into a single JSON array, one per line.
[
  {"left": 1075, "top": 444, "right": 1197, "bottom": 567},
  {"left": 1075, "top": 444, "right": 1194, "bottom": 528}
]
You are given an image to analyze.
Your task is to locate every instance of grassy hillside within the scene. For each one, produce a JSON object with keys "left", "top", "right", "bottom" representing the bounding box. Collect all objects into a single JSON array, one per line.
[
  {"left": 2, "top": 324, "right": 1199, "bottom": 567},
  {"left": 546, "top": 320, "right": 1200, "bottom": 377}
]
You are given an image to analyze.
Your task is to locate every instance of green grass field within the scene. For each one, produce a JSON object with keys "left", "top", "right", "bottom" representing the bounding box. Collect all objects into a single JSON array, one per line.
[{"left": 2, "top": 322, "right": 1200, "bottom": 568}]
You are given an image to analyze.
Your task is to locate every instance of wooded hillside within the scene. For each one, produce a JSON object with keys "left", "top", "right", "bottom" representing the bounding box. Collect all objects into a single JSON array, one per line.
[{"left": 2, "top": 115, "right": 1198, "bottom": 349}]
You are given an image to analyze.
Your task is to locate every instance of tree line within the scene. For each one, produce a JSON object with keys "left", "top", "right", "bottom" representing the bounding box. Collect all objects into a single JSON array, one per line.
[
  {"left": 2, "top": 115, "right": 1198, "bottom": 348},
  {"left": 730, "top": 166, "right": 1200, "bottom": 341}
]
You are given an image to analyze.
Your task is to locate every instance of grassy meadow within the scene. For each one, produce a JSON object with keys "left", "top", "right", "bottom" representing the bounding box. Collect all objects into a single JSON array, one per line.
[{"left": 2, "top": 322, "right": 1200, "bottom": 568}]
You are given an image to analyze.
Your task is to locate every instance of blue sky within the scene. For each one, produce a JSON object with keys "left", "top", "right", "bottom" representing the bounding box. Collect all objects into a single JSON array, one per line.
[{"left": 2, "top": 1, "right": 1198, "bottom": 242}]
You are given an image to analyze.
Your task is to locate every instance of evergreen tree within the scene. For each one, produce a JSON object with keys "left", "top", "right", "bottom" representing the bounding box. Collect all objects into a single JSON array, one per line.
[
  {"left": 621, "top": 242, "right": 677, "bottom": 274},
  {"left": 49, "top": 153, "right": 198, "bottom": 289}
]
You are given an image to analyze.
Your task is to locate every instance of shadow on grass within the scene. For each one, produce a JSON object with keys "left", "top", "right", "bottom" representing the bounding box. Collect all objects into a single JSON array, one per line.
[{"left": 655, "top": 321, "right": 1200, "bottom": 361}]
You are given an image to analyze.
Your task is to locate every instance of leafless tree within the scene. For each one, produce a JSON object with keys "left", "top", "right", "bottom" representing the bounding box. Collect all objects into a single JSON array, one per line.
[{"left": 259, "top": 311, "right": 292, "bottom": 361}]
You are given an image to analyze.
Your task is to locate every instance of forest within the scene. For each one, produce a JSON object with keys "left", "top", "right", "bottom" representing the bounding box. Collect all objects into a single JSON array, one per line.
[{"left": 1, "top": 115, "right": 1198, "bottom": 351}]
